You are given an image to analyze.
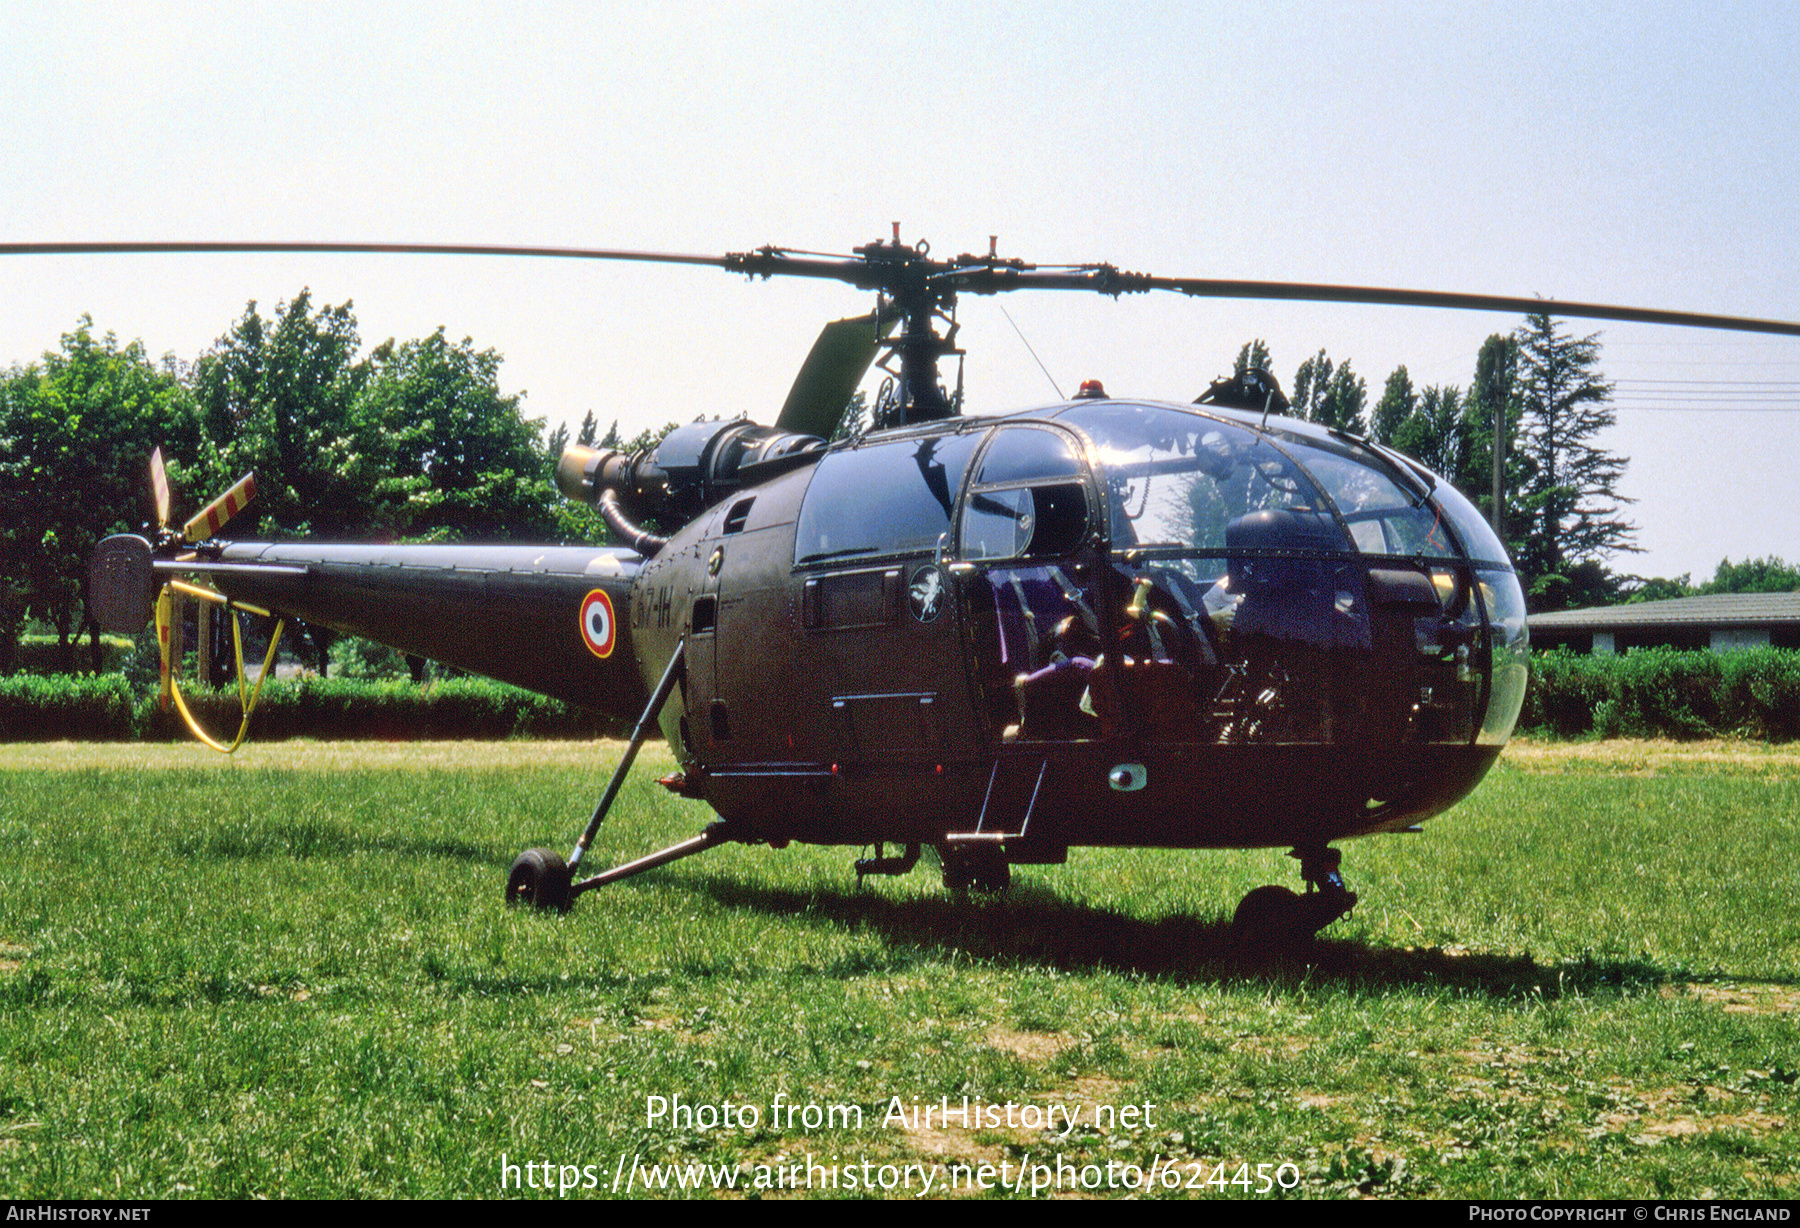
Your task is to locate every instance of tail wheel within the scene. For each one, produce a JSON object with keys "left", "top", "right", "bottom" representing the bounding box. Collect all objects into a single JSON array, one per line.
[{"left": 507, "top": 848, "right": 573, "bottom": 912}]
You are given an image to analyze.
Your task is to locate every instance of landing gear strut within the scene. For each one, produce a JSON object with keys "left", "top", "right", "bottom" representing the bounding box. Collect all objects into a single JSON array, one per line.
[
  {"left": 1233, "top": 845, "right": 1357, "bottom": 949},
  {"left": 507, "top": 639, "right": 737, "bottom": 912}
]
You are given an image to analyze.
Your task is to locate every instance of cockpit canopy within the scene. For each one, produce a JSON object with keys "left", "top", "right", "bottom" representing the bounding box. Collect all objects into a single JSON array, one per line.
[
  {"left": 792, "top": 399, "right": 1528, "bottom": 750},
  {"left": 794, "top": 399, "right": 1512, "bottom": 570}
]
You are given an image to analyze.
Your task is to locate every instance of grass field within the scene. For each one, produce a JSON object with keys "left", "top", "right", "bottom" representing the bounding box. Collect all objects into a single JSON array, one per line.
[{"left": 2, "top": 738, "right": 1796, "bottom": 1200}]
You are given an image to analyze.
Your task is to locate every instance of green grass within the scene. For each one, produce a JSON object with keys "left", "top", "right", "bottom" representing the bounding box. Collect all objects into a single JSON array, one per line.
[{"left": 1, "top": 739, "right": 1796, "bottom": 1199}]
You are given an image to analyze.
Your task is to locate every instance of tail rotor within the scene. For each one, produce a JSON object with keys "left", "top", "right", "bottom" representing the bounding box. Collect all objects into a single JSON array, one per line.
[{"left": 96, "top": 451, "right": 285, "bottom": 752}]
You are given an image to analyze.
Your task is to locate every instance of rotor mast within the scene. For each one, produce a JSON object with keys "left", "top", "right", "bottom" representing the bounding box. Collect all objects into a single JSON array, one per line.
[{"left": 860, "top": 224, "right": 956, "bottom": 424}]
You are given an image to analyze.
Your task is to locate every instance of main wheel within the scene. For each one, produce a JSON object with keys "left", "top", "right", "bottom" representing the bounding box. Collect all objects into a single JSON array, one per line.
[
  {"left": 507, "top": 847, "right": 572, "bottom": 912},
  {"left": 939, "top": 844, "right": 1011, "bottom": 895},
  {"left": 1232, "top": 884, "right": 1303, "bottom": 950}
]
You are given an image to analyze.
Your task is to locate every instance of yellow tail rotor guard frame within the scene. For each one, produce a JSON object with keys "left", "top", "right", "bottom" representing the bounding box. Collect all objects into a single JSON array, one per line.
[{"left": 156, "top": 579, "right": 286, "bottom": 754}]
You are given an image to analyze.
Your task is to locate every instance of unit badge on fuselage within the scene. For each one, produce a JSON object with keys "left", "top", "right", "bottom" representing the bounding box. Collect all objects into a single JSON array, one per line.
[{"left": 909, "top": 564, "right": 946, "bottom": 623}]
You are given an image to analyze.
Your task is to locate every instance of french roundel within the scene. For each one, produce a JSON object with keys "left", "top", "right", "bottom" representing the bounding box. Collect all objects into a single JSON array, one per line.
[{"left": 579, "top": 590, "right": 617, "bottom": 659}]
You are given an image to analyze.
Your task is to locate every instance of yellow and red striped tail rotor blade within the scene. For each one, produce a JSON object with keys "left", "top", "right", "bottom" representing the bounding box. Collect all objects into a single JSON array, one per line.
[
  {"left": 183, "top": 472, "right": 257, "bottom": 541},
  {"left": 150, "top": 447, "right": 170, "bottom": 529}
]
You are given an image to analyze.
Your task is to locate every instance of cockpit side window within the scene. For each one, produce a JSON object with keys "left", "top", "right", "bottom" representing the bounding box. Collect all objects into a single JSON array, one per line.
[
  {"left": 957, "top": 427, "right": 1091, "bottom": 563},
  {"left": 962, "top": 483, "right": 1089, "bottom": 560},
  {"left": 973, "top": 426, "right": 1083, "bottom": 485}
]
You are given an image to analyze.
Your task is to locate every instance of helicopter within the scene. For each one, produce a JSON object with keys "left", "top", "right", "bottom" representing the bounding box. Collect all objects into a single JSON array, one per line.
[{"left": 65, "top": 228, "right": 1800, "bottom": 944}]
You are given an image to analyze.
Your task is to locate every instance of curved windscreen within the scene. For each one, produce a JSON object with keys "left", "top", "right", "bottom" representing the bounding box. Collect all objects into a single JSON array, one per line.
[
  {"left": 1040, "top": 401, "right": 1524, "bottom": 749},
  {"left": 1055, "top": 402, "right": 1344, "bottom": 552}
]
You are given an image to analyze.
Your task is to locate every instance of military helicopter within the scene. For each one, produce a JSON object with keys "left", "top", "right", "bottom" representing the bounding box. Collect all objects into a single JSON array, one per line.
[{"left": 64, "top": 229, "right": 1800, "bottom": 943}]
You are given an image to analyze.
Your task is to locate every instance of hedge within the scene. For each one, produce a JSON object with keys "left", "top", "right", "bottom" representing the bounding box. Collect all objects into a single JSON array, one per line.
[
  {"left": 7, "top": 647, "right": 1798, "bottom": 743},
  {"left": 1521, "top": 646, "right": 1800, "bottom": 741},
  {"left": 0, "top": 675, "right": 626, "bottom": 742}
]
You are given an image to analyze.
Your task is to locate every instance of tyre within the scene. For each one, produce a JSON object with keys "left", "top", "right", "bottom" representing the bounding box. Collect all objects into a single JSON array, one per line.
[
  {"left": 507, "top": 847, "right": 572, "bottom": 912},
  {"left": 939, "top": 844, "right": 1011, "bottom": 895},
  {"left": 1232, "top": 884, "right": 1302, "bottom": 950}
]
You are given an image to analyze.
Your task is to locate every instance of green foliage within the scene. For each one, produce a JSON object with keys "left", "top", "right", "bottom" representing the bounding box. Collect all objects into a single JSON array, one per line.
[
  {"left": 1232, "top": 338, "right": 1272, "bottom": 377},
  {"left": 1522, "top": 647, "right": 1800, "bottom": 741},
  {"left": 831, "top": 388, "right": 869, "bottom": 442},
  {"left": 1530, "top": 557, "right": 1630, "bottom": 613},
  {"left": 359, "top": 329, "right": 559, "bottom": 541},
  {"left": 11, "top": 634, "right": 135, "bottom": 676},
  {"left": 1290, "top": 350, "right": 1367, "bottom": 435},
  {"left": 192, "top": 292, "right": 374, "bottom": 537},
  {"left": 1720, "top": 650, "right": 1800, "bottom": 740},
  {"left": 0, "top": 672, "right": 139, "bottom": 739},
  {"left": 1522, "top": 650, "right": 1617, "bottom": 738},
  {"left": 0, "top": 322, "right": 200, "bottom": 669},
  {"left": 1513, "top": 314, "right": 1634, "bottom": 608},
  {"left": 0, "top": 675, "right": 621, "bottom": 741},
  {"left": 1624, "top": 574, "right": 1696, "bottom": 603},
  {"left": 1622, "top": 556, "right": 1798, "bottom": 606},
  {"left": 1390, "top": 382, "right": 1469, "bottom": 483},
  {"left": 1370, "top": 364, "right": 1415, "bottom": 446},
  {"left": 1700, "top": 556, "right": 1800, "bottom": 595}
]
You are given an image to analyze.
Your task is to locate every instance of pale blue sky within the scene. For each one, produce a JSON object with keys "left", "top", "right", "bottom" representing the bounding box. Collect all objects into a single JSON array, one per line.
[{"left": 5, "top": 1, "right": 1797, "bottom": 581}]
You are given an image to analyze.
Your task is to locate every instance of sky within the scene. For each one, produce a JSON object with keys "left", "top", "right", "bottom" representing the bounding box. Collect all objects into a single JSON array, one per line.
[{"left": 4, "top": 1, "right": 1797, "bottom": 583}]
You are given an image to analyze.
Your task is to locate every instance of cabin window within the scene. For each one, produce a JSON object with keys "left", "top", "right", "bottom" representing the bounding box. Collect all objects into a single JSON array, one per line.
[
  {"left": 793, "top": 431, "right": 984, "bottom": 566},
  {"left": 958, "top": 428, "right": 1091, "bottom": 562},
  {"left": 961, "top": 483, "right": 1089, "bottom": 560}
]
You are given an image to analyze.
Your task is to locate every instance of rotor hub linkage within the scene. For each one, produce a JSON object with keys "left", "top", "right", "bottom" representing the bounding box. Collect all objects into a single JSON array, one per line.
[{"left": 720, "top": 228, "right": 1159, "bottom": 428}]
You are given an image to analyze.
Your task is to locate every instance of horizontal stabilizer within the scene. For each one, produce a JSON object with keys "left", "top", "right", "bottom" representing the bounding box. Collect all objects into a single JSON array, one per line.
[{"left": 90, "top": 535, "right": 156, "bottom": 633}]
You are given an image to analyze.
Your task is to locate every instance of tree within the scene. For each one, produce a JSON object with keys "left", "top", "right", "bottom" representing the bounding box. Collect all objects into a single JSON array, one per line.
[
  {"left": 1232, "top": 339, "right": 1273, "bottom": 378},
  {"left": 0, "top": 321, "right": 199, "bottom": 671},
  {"left": 1391, "top": 384, "right": 1470, "bottom": 483},
  {"left": 831, "top": 389, "right": 869, "bottom": 441},
  {"left": 1699, "top": 556, "right": 1800, "bottom": 595},
  {"left": 1463, "top": 333, "right": 1529, "bottom": 547},
  {"left": 1512, "top": 313, "right": 1635, "bottom": 609},
  {"left": 191, "top": 291, "right": 376, "bottom": 537},
  {"left": 1370, "top": 365, "right": 1415, "bottom": 446},
  {"left": 1291, "top": 351, "right": 1367, "bottom": 435},
  {"left": 358, "top": 328, "right": 558, "bottom": 542},
  {"left": 1291, "top": 350, "right": 1332, "bottom": 422}
]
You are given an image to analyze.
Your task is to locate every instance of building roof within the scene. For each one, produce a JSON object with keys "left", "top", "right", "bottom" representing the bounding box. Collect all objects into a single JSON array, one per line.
[{"left": 1529, "top": 592, "right": 1800, "bottom": 633}]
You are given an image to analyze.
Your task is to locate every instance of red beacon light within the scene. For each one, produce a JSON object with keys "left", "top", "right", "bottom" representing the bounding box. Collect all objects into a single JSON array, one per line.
[{"left": 1074, "top": 379, "right": 1109, "bottom": 400}]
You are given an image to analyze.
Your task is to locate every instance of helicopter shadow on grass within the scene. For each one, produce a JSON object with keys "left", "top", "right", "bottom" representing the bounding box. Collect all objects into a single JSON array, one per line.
[{"left": 674, "top": 870, "right": 1703, "bottom": 1001}]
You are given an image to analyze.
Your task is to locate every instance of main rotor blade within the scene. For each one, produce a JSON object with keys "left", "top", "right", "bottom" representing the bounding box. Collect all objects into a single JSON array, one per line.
[
  {"left": 1148, "top": 276, "right": 1800, "bottom": 338},
  {"left": 776, "top": 312, "right": 895, "bottom": 438},
  {"left": 14, "top": 240, "right": 1797, "bottom": 339},
  {"left": 988, "top": 268, "right": 1800, "bottom": 339},
  {"left": 0, "top": 240, "right": 734, "bottom": 269}
]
